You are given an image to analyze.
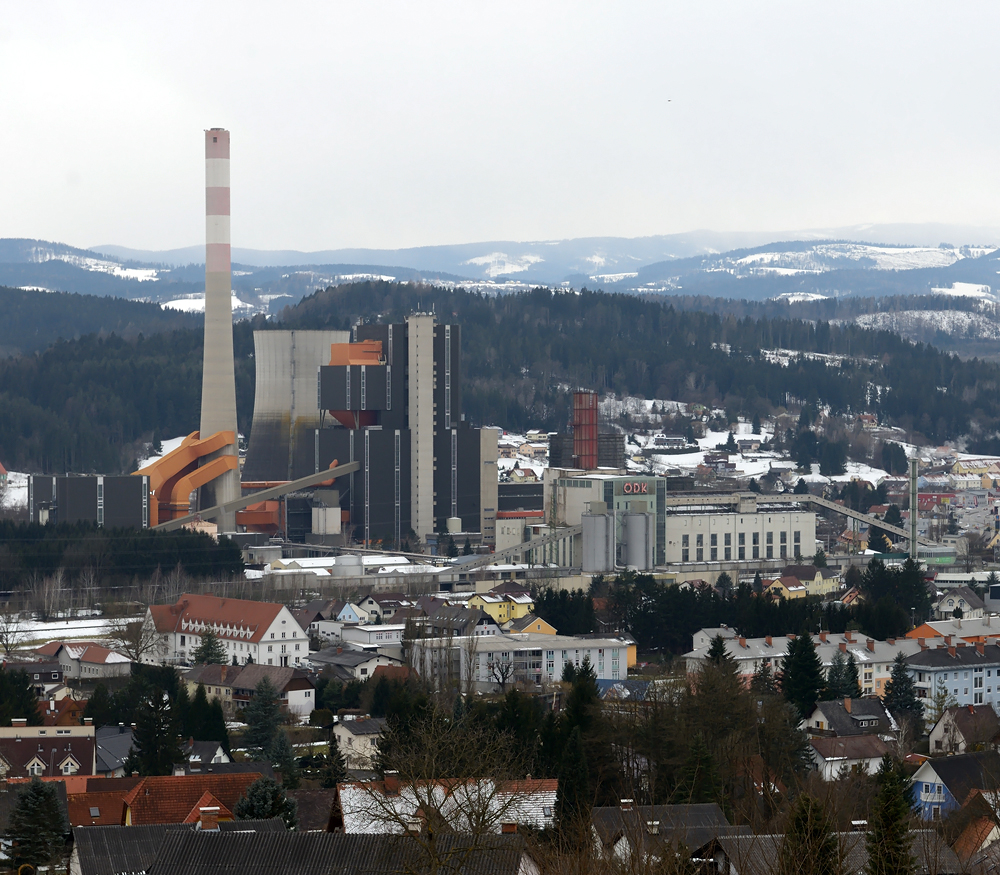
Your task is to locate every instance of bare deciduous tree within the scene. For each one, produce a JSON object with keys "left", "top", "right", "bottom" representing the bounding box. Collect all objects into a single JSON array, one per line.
[
  {"left": 0, "top": 607, "right": 27, "bottom": 656},
  {"left": 106, "top": 614, "right": 161, "bottom": 663}
]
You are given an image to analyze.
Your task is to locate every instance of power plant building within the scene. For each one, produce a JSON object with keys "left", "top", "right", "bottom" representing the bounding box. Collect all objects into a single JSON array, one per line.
[{"left": 244, "top": 316, "right": 499, "bottom": 547}]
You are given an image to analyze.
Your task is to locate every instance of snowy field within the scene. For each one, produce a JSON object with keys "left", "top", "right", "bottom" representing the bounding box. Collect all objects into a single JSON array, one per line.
[
  {"left": 161, "top": 293, "right": 255, "bottom": 313},
  {"left": 1, "top": 471, "right": 27, "bottom": 510},
  {"left": 18, "top": 616, "right": 112, "bottom": 646}
]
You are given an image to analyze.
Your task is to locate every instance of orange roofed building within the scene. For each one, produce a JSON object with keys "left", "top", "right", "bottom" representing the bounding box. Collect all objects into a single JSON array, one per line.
[
  {"left": 121, "top": 773, "right": 262, "bottom": 825},
  {"left": 145, "top": 593, "right": 304, "bottom": 668}
]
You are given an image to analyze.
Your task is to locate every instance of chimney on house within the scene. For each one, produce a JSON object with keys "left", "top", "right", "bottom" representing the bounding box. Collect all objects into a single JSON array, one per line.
[
  {"left": 918, "top": 638, "right": 925, "bottom": 648},
  {"left": 945, "top": 636, "right": 953, "bottom": 646},
  {"left": 765, "top": 636, "right": 772, "bottom": 647},
  {"left": 819, "top": 632, "right": 827, "bottom": 643},
  {"left": 977, "top": 641, "right": 985, "bottom": 656},
  {"left": 739, "top": 637, "right": 746, "bottom": 648},
  {"left": 621, "top": 799, "right": 634, "bottom": 811},
  {"left": 11, "top": 719, "right": 26, "bottom": 728},
  {"left": 888, "top": 638, "right": 896, "bottom": 646},
  {"left": 969, "top": 704, "right": 976, "bottom": 714},
  {"left": 948, "top": 645, "right": 957, "bottom": 657},
  {"left": 337, "top": 647, "right": 343, "bottom": 655},
  {"left": 84, "top": 717, "right": 92, "bottom": 726},
  {"left": 866, "top": 639, "right": 875, "bottom": 653},
  {"left": 839, "top": 643, "right": 847, "bottom": 653},
  {"left": 199, "top": 807, "right": 221, "bottom": 831},
  {"left": 845, "top": 631, "right": 854, "bottom": 643},
  {"left": 221, "top": 666, "right": 227, "bottom": 683},
  {"left": 844, "top": 698, "right": 852, "bottom": 713}
]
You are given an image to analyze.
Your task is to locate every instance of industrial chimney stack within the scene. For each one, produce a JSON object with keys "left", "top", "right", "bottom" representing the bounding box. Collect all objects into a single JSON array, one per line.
[{"left": 200, "top": 129, "right": 240, "bottom": 526}]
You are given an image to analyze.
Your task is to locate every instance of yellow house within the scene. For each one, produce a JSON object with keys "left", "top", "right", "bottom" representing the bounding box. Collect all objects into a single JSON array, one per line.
[
  {"left": 506, "top": 613, "right": 557, "bottom": 635},
  {"left": 469, "top": 592, "right": 535, "bottom": 625},
  {"left": 767, "top": 576, "right": 807, "bottom": 600}
]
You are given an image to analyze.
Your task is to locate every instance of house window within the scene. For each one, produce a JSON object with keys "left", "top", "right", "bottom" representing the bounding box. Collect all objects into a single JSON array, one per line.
[
  {"left": 933, "top": 807, "right": 940, "bottom": 821},
  {"left": 923, "top": 783, "right": 930, "bottom": 795}
]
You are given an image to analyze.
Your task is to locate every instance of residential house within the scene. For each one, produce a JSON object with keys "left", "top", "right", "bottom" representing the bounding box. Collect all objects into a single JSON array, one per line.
[
  {"left": 911, "top": 751, "right": 1000, "bottom": 820},
  {"left": 684, "top": 630, "right": 921, "bottom": 697},
  {"left": 933, "top": 586, "right": 986, "bottom": 621},
  {"left": 336, "top": 776, "right": 557, "bottom": 833},
  {"left": 180, "top": 738, "right": 230, "bottom": 767},
  {"left": 504, "top": 614, "right": 557, "bottom": 635},
  {"left": 294, "top": 598, "right": 346, "bottom": 632},
  {"left": 40, "top": 696, "right": 87, "bottom": 726},
  {"left": 286, "top": 789, "right": 336, "bottom": 832},
  {"left": 355, "top": 594, "right": 414, "bottom": 622},
  {"left": 803, "top": 697, "right": 893, "bottom": 738},
  {"left": 468, "top": 592, "right": 535, "bottom": 626},
  {"left": 424, "top": 606, "right": 503, "bottom": 639},
  {"left": 930, "top": 704, "right": 1000, "bottom": 754},
  {"left": 35, "top": 641, "right": 130, "bottom": 681},
  {"left": 781, "top": 564, "right": 841, "bottom": 597},
  {"left": 308, "top": 647, "right": 401, "bottom": 682},
  {"left": 146, "top": 593, "right": 305, "bottom": 667},
  {"left": 0, "top": 718, "right": 96, "bottom": 776},
  {"left": 766, "top": 576, "right": 807, "bottom": 600},
  {"left": 809, "top": 735, "right": 890, "bottom": 780},
  {"left": 591, "top": 801, "right": 734, "bottom": 865},
  {"left": 121, "top": 772, "right": 263, "bottom": 825},
  {"left": 184, "top": 663, "right": 316, "bottom": 718},
  {"left": 907, "top": 616, "right": 1000, "bottom": 644},
  {"left": 341, "top": 624, "right": 407, "bottom": 651},
  {"left": 907, "top": 641, "right": 1000, "bottom": 710},
  {"left": 8, "top": 660, "right": 65, "bottom": 699},
  {"left": 333, "top": 716, "right": 387, "bottom": 770}
]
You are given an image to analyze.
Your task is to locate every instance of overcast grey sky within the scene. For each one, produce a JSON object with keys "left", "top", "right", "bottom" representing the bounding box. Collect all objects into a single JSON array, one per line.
[{"left": 1, "top": 2, "right": 997, "bottom": 251}]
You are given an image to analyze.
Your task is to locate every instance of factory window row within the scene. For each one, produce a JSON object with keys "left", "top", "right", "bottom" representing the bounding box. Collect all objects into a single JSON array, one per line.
[{"left": 677, "top": 528, "right": 803, "bottom": 563}]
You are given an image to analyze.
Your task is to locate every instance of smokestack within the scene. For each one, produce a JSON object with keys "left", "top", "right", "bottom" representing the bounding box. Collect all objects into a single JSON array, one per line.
[{"left": 200, "top": 129, "right": 240, "bottom": 527}]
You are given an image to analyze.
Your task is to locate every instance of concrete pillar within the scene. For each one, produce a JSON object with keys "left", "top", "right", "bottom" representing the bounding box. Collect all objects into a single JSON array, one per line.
[{"left": 407, "top": 313, "right": 436, "bottom": 541}]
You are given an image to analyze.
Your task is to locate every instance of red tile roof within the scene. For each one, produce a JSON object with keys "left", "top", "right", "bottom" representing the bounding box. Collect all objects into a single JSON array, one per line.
[
  {"left": 67, "top": 790, "right": 127, "bottom": 826},
  {"left": 122, "top": 773, "right": 262, "bottom": 825},
  {"left": 181, "top": 791, "right": 233, "bottom": 823},
  {"left": 149, "top": 594, "right": 286, "bottom": 644},
  {"left": 39, "top": 697, "right": 87, "bottom": 726}
]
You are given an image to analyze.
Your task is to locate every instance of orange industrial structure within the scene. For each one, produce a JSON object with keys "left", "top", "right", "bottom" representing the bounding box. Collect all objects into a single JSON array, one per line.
[
  {"left": 134, "top": 431, "right": 238, "bottom": 527},
  {"left": 327, "top": 339, "right": 385, "bottom": 429}
]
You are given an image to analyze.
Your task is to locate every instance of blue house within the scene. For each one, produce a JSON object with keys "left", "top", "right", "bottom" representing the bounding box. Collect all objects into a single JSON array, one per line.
[
  {"left": 906, "top": 641, "right": 1000, "bottom": 710},
  {"left": 911, "top": 751, "right": 1000, "bottom": 820}
]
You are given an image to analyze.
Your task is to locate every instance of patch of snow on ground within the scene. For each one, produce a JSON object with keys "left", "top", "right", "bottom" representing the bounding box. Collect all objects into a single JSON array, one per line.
[
  {"left": 19, "top": 616, "right": 112, "bottom": 645},
  {"left": 855, "top": 309, "right": 1000, "bottom": 340},
  {"left": 1, "top": 472, "right": 27, "bottom": 509},
  {"left": 930, "top": 282, "right": 997, "bottom": 300},
  {"left": 772, "top": 292, "right": 829, "bottom": 303},
  {"left": 591, "top": 272, "right": 639, "bottom": 283},
  {"left": 162, "top": 294, "right": 254, "bottom": 313},
  {"left": 462, "top": 253, "right": 544, "bottom": 278},
  {"left": 137, "top": 435, "right": 189, "bottom": 471}
]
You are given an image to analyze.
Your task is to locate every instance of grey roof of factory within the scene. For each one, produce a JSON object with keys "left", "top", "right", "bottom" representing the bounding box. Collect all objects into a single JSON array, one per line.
[
  {"left": 73, "top": 820, "right": 286, "bottom": 875},
  {"left": 145, "top": 831, "right": 529, "bottom": 875}
]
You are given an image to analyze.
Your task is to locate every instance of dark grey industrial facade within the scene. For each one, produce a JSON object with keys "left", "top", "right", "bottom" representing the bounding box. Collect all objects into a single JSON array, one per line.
[{"left": 28, "top": 475, "right": 150, "bottom": 528}]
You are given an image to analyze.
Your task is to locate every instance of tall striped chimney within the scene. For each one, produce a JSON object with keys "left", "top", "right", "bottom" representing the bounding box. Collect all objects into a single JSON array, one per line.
[{"left": 200, "top": 129, "right": 239, "bottom": 525}]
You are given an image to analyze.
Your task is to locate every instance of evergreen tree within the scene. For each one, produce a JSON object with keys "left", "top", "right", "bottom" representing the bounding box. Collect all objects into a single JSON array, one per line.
[
  {"left": 750, "top": 660, "right": 779, "bottom": 696},
  {"left": 826, "top": 650, "right": 848, "bottom": 699},
  {"left": 563, "top": 657, "right": 599, "bottom": 735},
  {"left": 783, "top": 634, "right": 826, "bottom": 719},
  {"left": 84, "top": 682, "right": 114, "bottom": 729},
  {"left": 321, "top": 734, "right": 349, "bottom": 789},
  {"left": 707, "top": 634, "right": 735, "bottom": 670},
  {"left": 560, "top": 661, "right": 577, "bottom": 683},
  {"left": 716, "top": 571, "right": 734, "bottom": 599},
  {"left": 813, "top": 548, "right": 827, "bottom": 568},
  {"left": 725, "top": 432, "right": 738, "bottom": 452},
  {"left": 462, "top": 537, "right": 473, "bottom": 555},
  {"left": 0, "top": 668, "right": 45, "bottom": 725},
  {"left": 883, "top": 653, "right": 922, "bottom": 734},
  {"left": 672, "top": 732, "right": 720, "bottom": 805},
  {"left": 752, "top": 571, "right": 764, "bottom": 594},
  {"left": 234, "top": 776, "right": 298, "bottom": 829},
  {"left": 752, "top": 413, "right": 761, "bottom": 435},
  {"left": 778, "top": 793, "right": 838, "bottom": 875},
  {"left": 555, "top": 726, "right": 590, "bottom": 846},
  {"left": 5, "top": 777, "right": 67, "bottom": 870},
  {"left": 185, "top": 683, "right": 210, "bottom": 740},
  {"left": 193, "top": 631, "right": 227, "bottom": 665},
  {"left": 845, "top": 653, "right": 861, "bottom": 698},
  {"left": 865, "top": 756, "right": 915, "bottom": 875},
  {"left": 244, "top": 677, "right": 283, "bottom": 758},
  {"left": 206, "top": 699, "right": 230, "bottom": 752},
  {"left": 794, "top": 478, "right": 809, "bottom": 494},
  {"left": 271, "top": 730, "right": 301, "bottom": 789},
  {"left": 133, "top": 688, "right": 183, "bottom": 776}
]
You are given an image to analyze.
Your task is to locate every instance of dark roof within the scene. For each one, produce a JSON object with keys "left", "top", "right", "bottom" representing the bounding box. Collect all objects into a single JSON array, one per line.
[
  {"left": 811, "top": 699, "right": 891, "bottom": 736},
  {"left": 926, "top": 751, "right": 1000, "bottom": 806},
  {"left": 95, "top": 726, "right": 135, "bottom": 774},
  {"left": 146, "top": 831, "right": 527, "bottom": 875},
  {"left": 945, "top": 704, "right": 1000, "bottom": 745},
  {"left": 338, "top": 717, "right": 386, "bottom": 737},
  {"left": 285, "top": 789, "right": 335, "bottom": 832},
  {"left": 179, "top": 762, "right": 275, "bottom": 779},
  {"left": 936, "top": 585, "right": 986, "bottom": 611},
  {"left": 906, "top": 643, "right": 1000, "bottom": 668},
  {"left": 592, "top": 803, "right": 733, "bottom": 852},
  {"left": 810, "top": 735, "right": 890, "bottom": 761},
  {"left": 426, "top": 606, "right": 493, "bottom": 637},
  {"left": 0, "top": 735, "right": 96, "bottom": 778},
  {"left": 707, "top": 831, "right": 961, "bottom": 875},
  {"left": 183, "top": 739, "right": 226, "bottom": 764},
  {"left": 309, "top": 648, "right": 377, "bottom": 668},
  {"left": 73, "top": 820, "right": 286, "bottom": 875}
]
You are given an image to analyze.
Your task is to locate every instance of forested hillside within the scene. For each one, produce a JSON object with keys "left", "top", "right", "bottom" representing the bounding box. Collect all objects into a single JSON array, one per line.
[
  {"left": 4, "top": 281, "right": 1000, "bottom": 474},
  {"left": 280, "top": 283, "right": 1000, "bottom": 444},
  {"left": 0, "top": 285, "right": 199, "bottom": 355}
]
